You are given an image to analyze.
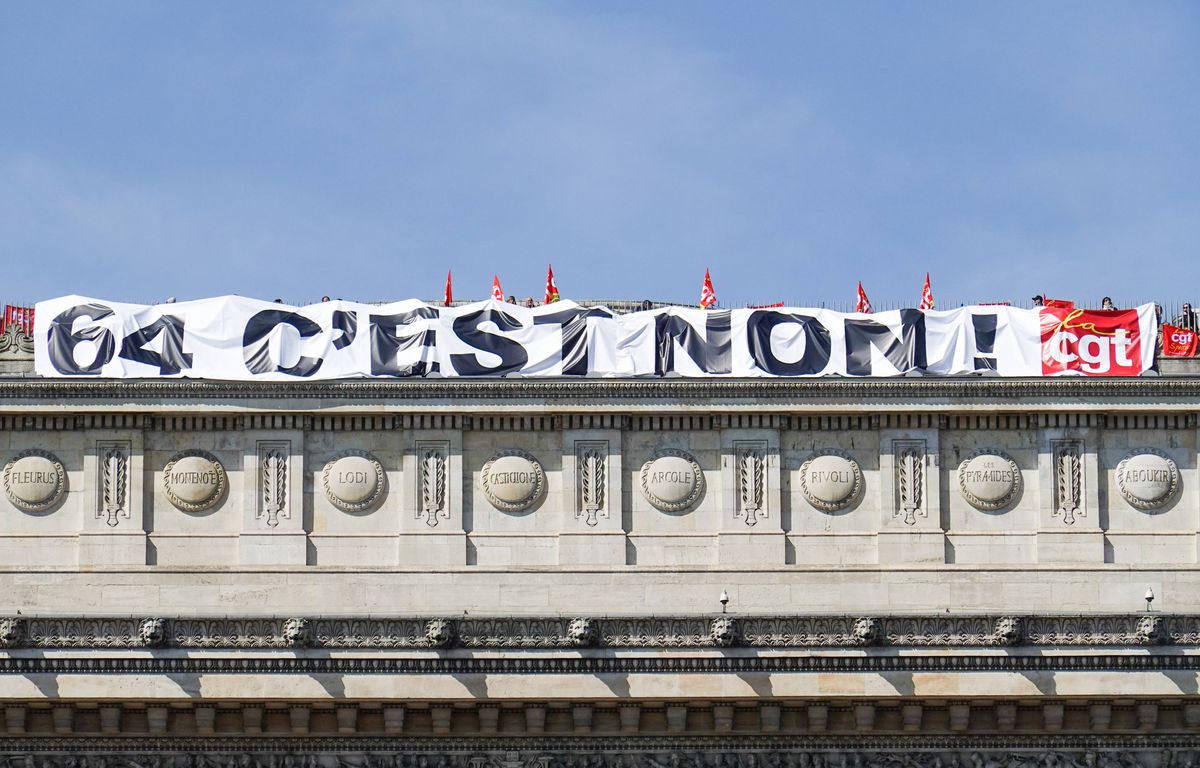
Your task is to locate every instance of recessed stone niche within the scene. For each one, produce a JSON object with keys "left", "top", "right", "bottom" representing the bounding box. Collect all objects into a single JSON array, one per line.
[
  {"left": 481, "top": 450, "right": 545, "bottom": 512},
  {"left": 3, "top": 449, "right": 66, "bottom": 512},
  {"left": 798, "top": 450, "right": 862, "bottom": 512},
  {"left": 640, "top": 450, "right": 704, "bottom": 512},
  {"left": 322, "top": 452, "right": 385, "bottom": 512},
  {"left": 163, "top": 451, "right": 226, "bottom": 513},
  {"left": 957, "top": 450, "right": 1021, "bottom": 511},
  {"left": 1116, "top": 449, "right": 1179, "bottom": 510}
]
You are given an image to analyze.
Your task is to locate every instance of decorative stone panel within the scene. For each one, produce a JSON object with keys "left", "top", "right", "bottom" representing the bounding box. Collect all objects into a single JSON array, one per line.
[
  {"left": 1051, "top": 439, "right": 1083, "bottom": 524},
  {"left": 256, "top": 441, "right": 290, "bottom": 526},
  {"left": 957, "top": 449, "right": 1021, "bottom": 511},
  {"left": 481, "top": 450, "right": 545, "bottom": 513},
  {"left": 3, "top": 449, "right": 66, "bottom": 513},
  {"left": 641, "top": 449, "right": 704, "bottom": 512},
  {"left": 416, "top": 440, "right": 450, "bottom": 527},
  {"left": 799, "top": 449, "right": 863, "bottom": 512},
  {"left": 892, "top": 440, "right": 926, "bottom": 525},
  {"left": 95, "top": 441, "right": 130, "bottom": 527},
  {"left": 1116, "top": 448, "right": 1179, "bottom": 510},
  {"left": 322, "top": 450, "right": 385, "bottom": 513},
  {"left": 574, "top": 441, "right": 608, "bottom": 526},
  {"left": 163, "top": 450, "right": 226, "bottom": 513},
  {"left": 732, "top": 440, "right": 767, "bottom": 526}
]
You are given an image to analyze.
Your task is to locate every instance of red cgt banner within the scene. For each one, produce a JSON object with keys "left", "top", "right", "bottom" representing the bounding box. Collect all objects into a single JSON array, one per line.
[
  {"left": 1163, "top": 324, "right": 1198, "bottom": 357},
  {"left": 1040, "top": 308, "right": 1143, "bottom": 375}
]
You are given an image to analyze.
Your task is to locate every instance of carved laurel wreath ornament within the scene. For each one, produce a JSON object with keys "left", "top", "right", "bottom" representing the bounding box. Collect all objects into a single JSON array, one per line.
[
  {"left": 2, "top": 448, "right": 67, "bottom": 513},
  {"left": 734, "top": 444, "right": 766, "bottom": 525},
  {"left": 640, "top": 449, "right": 705, "bottom": 513},
  {"left": 1116, "top": 447, "right": 1180, "bottom": 510},
  {"left": 321, "top": 450, "right": 386, "bottom": 513},
  {"left": 797, "top": 449, "right": 863, "bottom": 512},
  {"left": 419, "top": 447, "right": 448, "bottom": 526},
  {"left": 98, "top": 442, "right": 129, "bottom": 526},
  {"left": 578, "top": 445, "right": 606, "bottom": 526},
  {"left": 1052, "top": 439, "right": 1083, "bottom": 524},
  {"left": 162, "top": 450, "right": 226, "bottom": 513},
  {"left": 480, "top": 449, "right": 546, "bottom": 512},
  {"left": 956, "top": 448, "right": 1022, "bottom": 511}
]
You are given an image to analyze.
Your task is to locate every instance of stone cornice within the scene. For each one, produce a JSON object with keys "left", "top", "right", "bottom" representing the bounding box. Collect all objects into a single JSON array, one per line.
[
  {"left": 0, "top": 614, "right": 1190, "bottom": 650},
  {"left": 0, "top": 376, "right": 1198, "bottom": 410}
]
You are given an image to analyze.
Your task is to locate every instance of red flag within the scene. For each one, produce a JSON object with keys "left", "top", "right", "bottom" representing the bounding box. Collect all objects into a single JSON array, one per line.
[
  {"left": 491, "top": 275, "right": 503, "bottom": 301},
  {"left": 1043, "top": 297, "right": 1075, "bottom": 310},
  {"left": 700, "top": 269, "right": 716, "bottom": 309},
  {"left": 855, "top": 282, "right": 873, "bottom": 313},
  {"left": 544, "top": 264, "right": 560, "bottom": 304},
  {"left": 444, "top": 271, "right": 453, "bottom": 307},
  {"left": 919, "top": 273, "right": 934, "bottom": 310},
  {"left": 1164, "top": 324, "right": 1199, "bottom": 357},
  {"left": 2, "top": 305, "right": 33, "bottom": 335}
]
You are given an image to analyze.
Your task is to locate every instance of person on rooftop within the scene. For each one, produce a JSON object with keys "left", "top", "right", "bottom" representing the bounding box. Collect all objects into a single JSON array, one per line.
[
  {"left": 1173, "top": 302, "right": 1197, "bottom": 331},
  {"left": 1031, "top": 295, "right": 1044, "bottom": 306},
  {"left": 1101, "top": 296, "right": 1116, "bottom": 310}
]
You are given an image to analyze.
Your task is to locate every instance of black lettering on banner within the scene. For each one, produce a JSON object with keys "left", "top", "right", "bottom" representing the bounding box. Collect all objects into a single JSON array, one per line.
[
  {"left": 533, "top": 306, "right": 613, "bottom": 376},
  {"left": 450, "top": 308, "right": 529, "bottom": 376},
  {"left": 118, "top": 315, "right": 193, "bottom": 375},
  {"left": 369, "top": 307, "right": 439, "bottom": 377},
  {"left": 655, "top": 311, "right": 732, "bottom": 376},
  {"left": 972, "top": 313, "right": 998, "bottom": 372},
  {"left": 47, "top": 304, "right": 117, "bottom": 375},
  {"left": 746, "top": 311, "right": 832, "bottom": 376},
  {"left": 844, "top": 309, "right": 927, "bottom": 376},
  {"left": 331, "top": 310, "right": 358, "bottom": 351},
  {"left": 242, "top": 310, "right": 324, "bottom": 377}
]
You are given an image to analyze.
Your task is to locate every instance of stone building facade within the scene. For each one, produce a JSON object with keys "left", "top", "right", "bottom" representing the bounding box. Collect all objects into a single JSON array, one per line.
[{"left": 1, "top": 331, "right": 1200, "bottom": 765}]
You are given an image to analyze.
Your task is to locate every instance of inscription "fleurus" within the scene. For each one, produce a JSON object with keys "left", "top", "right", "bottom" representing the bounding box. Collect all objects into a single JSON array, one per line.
[{"left": 8, "top": 471, "right": 56, "bottom": 484}]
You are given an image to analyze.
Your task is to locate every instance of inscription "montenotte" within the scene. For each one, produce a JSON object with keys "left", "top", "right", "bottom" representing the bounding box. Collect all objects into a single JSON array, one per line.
[
  {"left": 3, "top": 450, "right": 66, "bottom": 512},
  {"left": 641, "top": 450, "right": 704, "bottom": 512},
  {"left": 1117, "top": 449, "right": 1179, "bottom": 510},
  {"left": 481, "top": 451, "right": 545, "bottom": 512},
  {"left": 957, "top": 451, "right": 1021, "bottom": 511},
  {"left": 162, "top": 452, "right": 226, "bottom": 513}
]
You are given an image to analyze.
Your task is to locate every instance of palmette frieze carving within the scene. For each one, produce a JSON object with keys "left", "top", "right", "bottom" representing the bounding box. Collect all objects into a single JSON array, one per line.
[
  {"left": 7, "top": 614, "right": 1200, "bottom": 649},
  {"left": 0, "top": 750, "right": 1185, "bottom": 768}
]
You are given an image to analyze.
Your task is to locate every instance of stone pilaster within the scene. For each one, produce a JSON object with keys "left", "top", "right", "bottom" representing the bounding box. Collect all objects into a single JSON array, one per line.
[
  {"left": 238, "top": 430, "right": 306, "bottom": 565},
  {"left": 1036, "top": 426, "right": 1103, "bottom": 563},
  {"left": 559, "top": 429, "right": 624, "bottom": 565},
  {"left": 79, "top": 431, "right": 146, "bottom": 565},
  {"left": 717, "top": 428, "right": 782, "bottom": 565},
  {"left": 878, "top": 428, "right": 944, "bottom": 563},
  {"left": 400, "top": 429, "right": 465, "bottom": 566}
]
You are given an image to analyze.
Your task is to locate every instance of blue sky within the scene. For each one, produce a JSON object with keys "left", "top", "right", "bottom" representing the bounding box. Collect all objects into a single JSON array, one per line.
[{"left": 1, "top": 1, "right": 1197, "bottom": 307}]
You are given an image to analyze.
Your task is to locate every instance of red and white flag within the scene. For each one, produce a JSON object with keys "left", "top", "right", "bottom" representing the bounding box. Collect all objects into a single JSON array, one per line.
[
  {"left": 2, "top": 305, "right": 34, "bottom": 335},
  {"left": 1043, "top": 297, "right": 1075, "bottom": 310},
  {"left": 444, "top": 270, "right": 453, "bottom": 307},
  {"left": 855, "top": 282, "right": 873, "bottom": 313},
  {"left": 700, "top": 269, "right": 716, "bottom": 309},
  {"left": 544, "top": 264, "right": 560, "bottom": 304},
  {"left": 919, "top": 273, "right": 934, "bottom": 310},
  {"left": 491, "top": 275, "right": 503, "bottom": 301},
  {"left": 1164, "top": 324, "right": 1199, "bottom": 357}
]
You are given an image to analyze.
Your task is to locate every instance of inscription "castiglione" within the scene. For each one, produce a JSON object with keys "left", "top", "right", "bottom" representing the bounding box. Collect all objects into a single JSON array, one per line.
[{"left": 489, "top": 471, "right": 538, "bottom": 485}]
